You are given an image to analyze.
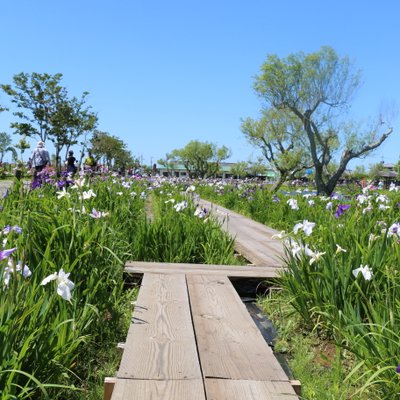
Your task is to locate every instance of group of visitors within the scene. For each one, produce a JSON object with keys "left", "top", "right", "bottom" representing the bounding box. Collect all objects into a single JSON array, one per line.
[{"left": 29, "top": 141, "right": 97, "bottom": 179}]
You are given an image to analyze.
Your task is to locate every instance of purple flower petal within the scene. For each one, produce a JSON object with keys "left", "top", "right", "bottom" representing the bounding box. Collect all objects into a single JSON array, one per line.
[{"left": 0, "top": 247, "right": 17, "bottom": 261}]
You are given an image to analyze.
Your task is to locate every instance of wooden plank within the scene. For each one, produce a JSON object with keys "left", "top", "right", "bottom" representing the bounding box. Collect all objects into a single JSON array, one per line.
[
  {"left": 198, "top": 200, "right": 285, "bottom": 266},
  {"left": 104, "top": 377, "right": 116, "bottom": 400},
  {"left": 187, "top": 274, "right": 290, "bottom": 381},
  {"left": 117, "top": 273, "right": 202, "bottom": 380},
  {"left": 111, "top": 379, "right": 206, "bottom": 400},
  {"left": 125, "top": 261, "right": 282, "bottom": 277},
  {"left": 205, "top": 379, "right": 298, "bottom": 399}
]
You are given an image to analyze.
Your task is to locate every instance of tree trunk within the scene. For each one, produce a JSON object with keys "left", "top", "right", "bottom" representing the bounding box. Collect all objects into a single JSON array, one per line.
[{"left": 271, "top": 172, "right": 287, "bottom": 193}]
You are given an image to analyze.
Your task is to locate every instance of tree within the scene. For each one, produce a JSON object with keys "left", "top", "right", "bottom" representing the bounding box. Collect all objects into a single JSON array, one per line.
[
  {"left": 0, "top": 132, "right": 17, "bottom": 163},
  {"left": 50, "top": 93, "right": 98, "bottom": 171},
  {"left": 15, "top": 136, "right": 31, "bottom": 161},
  {"left": 241, "top": 108, "right": 311, "bottom": 191},
  {"left": 2, "top": 73, "right": 97, "bottom": 171},
  {"left": 253, "top": 46, "right": 393, "bottom": 195},
  {"left": 169, "top": 140, "right": 231, "bottom": 178},
  {"left": 90, "top": 131, "right": 134, "bottom": 169},
  {"left": 230, "top": 161, "right": 248, "bottom": 179},
  {"left": 368, "top": 162, "right": 383, "bottom": 180},
  {"left": 157, "top": 153, "right": 179, "bottom": 176},
  {"left": 247, "top": 157, "right": 268, "bottom": 178},
  {"left": 2, "top": 73, "right": 67, "bottom": 142}
]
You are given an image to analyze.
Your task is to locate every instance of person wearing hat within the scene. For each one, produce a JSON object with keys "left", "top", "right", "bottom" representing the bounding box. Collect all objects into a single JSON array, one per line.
[
  {"left": 31, "top": 141, "right": 50, "bottom": 179},
  {"left": 65, "top": 150, "right": 77, "bottom": 175}
]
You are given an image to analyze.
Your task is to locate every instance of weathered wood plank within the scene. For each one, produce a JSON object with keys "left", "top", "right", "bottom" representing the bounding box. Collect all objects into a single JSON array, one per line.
[
  {"left": 187, "top": 274, "right": 289, "bottom": 381},
  {"left": 205, "top": 379, "right": 298, "bottom": 399},
  {"left": 111, "top": 379, "right": 206, "bottom": 400},
  {"left": 125, "top": 261, "right": 282, "bottom": 277},
  {"left": 198, "top": 200, "right": 285, "bottom": 266},
  {"left": 117, "top": 273, "right": 201, "bottom": 380}
]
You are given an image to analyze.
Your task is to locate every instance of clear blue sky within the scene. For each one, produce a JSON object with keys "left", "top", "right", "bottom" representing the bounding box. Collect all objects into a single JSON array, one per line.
[{"left": 1, "top": 0, "right": 399, "bottom": 168}]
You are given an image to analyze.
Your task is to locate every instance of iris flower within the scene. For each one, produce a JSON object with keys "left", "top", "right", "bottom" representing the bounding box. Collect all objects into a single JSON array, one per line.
[
  {"left": 89, "top": 208, "right": 109, "bottom": 218},
  {"left": 0, "top": 247, "right": 17, "bottom": 261},
  {"left": 174, "top": 201, "right": 188, "bottom": 212},
  {"left": 335, "top": 204, "right": 350, "bottom": 218},
  {"left": 335, "top": 244, "right": 347, "bottom": 254},
  {"left": 41, "top": 269, "right": 75, "bottom": 301},
  {"left": 293, "top": 220, "right": 316, "bottom": 236},
  {"left": 56, "top": 188, "right": 70, "bottom": 199},
  {"left": 352, "top": 265, "right": 373, "bottom": 281},
  {"left": 81, "top": 189, "right": 96, "bottom": 200},
  {"left": 287, "top": 198, "right": 299, "bottom": 210}
]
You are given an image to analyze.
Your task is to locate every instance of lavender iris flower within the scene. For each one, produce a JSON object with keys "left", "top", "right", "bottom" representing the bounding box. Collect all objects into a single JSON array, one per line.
[
  {"left": 0, "top": 248, "right": 17, "bottom": 261},
  {"left": 335, "top": 204, "right": 351, "bottom": 218}
]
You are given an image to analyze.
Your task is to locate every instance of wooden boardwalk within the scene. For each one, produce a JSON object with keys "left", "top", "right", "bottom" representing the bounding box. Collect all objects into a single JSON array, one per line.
[
  {"left": 108, "top": 201, "right": 298, "bottom": 400},
  {"left": 197, "top": 199, "right": 284, "bottom": 267}
]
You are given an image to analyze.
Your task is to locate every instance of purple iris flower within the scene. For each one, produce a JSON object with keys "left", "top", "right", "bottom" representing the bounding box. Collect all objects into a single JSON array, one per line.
[
  {"left": 0, "top": 247, "right": 17, "bottom": 261},
  {"left": 397, "top": 365, "right": 400, "bottom": 374},
  {"left": 12, "top": 226, "right": 22, "bottom": 234},
  {"left": 3, "top": 225, "right": 22, "bottom": 234},
  {"left": 272, "top": 195, "right": 280, "bottom": 203},
  {"left": 57, "top": 180, "right": 66, "bottom": 189},
  {"left": 335, "top": 204, "right": 351, "bottom": 218},
  {"left": 3, "top": 189, "right": 8, "bottom": 198},
  {"left": 31, "top": 179, "right": 42, "bottom": 190}
]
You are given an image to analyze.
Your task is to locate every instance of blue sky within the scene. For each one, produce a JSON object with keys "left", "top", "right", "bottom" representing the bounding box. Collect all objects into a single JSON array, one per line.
[{"left": 0, "top": 0, "right": 399, "bottom": 169}]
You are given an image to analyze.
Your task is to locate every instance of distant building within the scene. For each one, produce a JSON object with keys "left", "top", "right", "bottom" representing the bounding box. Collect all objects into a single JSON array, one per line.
[
  {"left": 157, "top": 162, "right": 277, "bottom": 180},
  {"left": 378, "top": 163, "right": 398, "bottom": 180}
]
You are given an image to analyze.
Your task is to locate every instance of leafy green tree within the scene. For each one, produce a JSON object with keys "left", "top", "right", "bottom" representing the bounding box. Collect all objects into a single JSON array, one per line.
[
  {"left": 0, "top": 132, "right": 17, "bottom": 163},
  {"left": 15, "top": 136, "right": 31, "bottom": 161},
  {"left": 169, "top": 140, "right": 231, "bottom": 178},
  {"left": 253, "top": 46, "right": 393, "bottom": 195},
  {"left": 50, "top": 93, "right": 98, "bottom": 171},
  {"left": 230, "top": 161, "right": 248, "bottom": 178},
  {"left": 2, "top": 73, "right": 97, "bottom": 171},
  {"left": 241, "top": 109, "right": 311, "bottom": 191},
  {"left": 157, "top": 153, "right": 179, "bottom": 176},
  {"left": 90, "top": 131, "right": 134, "bottom": 169},
  {"left": 2, "top": 73, "right": 67, "bottom": 142},
  {"left": 351, "top": 164, "right": 367, "bottom": 180},
  {"left": 247, "top": 157, "right": 269, "bottom": 178},
  {"left": 368, "top": 162, "right": 384, "bottom": 180}
]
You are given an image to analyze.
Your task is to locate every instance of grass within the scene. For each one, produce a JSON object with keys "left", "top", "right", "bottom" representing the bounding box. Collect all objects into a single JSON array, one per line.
[{"left": 257, "top": 290, "right": 380, "bottom": 400}]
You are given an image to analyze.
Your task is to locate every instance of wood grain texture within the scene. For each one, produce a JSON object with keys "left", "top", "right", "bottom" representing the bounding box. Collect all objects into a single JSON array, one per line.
[
  {"left": 205, "top": 379, "right": 298, "bottom": 400},
  {"left": 117, "top": 273, "right": 201, "bottom": 380},
  {"left": 125, "top": 261, "right": 282, "bottom": 278},
  {"left": 111, "top": 379, "right": 206, "bottom": 400},
  {"left": 198, "top": 199, "right": 285, "bottom": 266},
  {"left": 187, "top": 274, "right": 289, "bottom": 381}
]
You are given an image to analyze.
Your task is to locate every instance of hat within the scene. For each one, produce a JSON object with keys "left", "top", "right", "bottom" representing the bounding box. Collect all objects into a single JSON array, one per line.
[{"left": 37, "top": 141, "right": 44, "bottom": 147}]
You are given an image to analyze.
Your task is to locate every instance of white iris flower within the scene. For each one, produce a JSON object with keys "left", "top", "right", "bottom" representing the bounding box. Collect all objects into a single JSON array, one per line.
[{"left": 41, "top": 269, "right": 75, "bottom": 301}]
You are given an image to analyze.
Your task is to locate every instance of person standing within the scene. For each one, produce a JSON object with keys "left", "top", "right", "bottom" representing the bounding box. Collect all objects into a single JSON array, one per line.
[
  {"left": 65, "top": 150, "right": 77, "bottom": 175},
  {"left": 84, "top": 150, "right": 97, "bottom": 171},
  {"left": 31, "top": 141, "right": 50, "bottom": 180}
]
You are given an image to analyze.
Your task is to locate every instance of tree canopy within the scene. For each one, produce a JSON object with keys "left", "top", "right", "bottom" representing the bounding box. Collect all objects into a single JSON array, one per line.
[
  {"left": 90, "top": 131, "right": 136, "bottom": 169},
  {"left": 2, "top": 72, "right": 97, "bottom": 171},
  {"left": 251, "top": 46, "right": 393, "bottom": 195},
  {"left": 168, "top": 140, "right": 231, "bottom": 178},
  {"left": 241, "top": 108, "right": 310, "bottom": 191}
]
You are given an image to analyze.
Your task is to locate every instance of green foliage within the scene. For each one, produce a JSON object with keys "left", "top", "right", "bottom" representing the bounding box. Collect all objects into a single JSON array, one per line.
[
  {"left": 251, "top": 46, "right": 393, "bottom": 195},
  {"left": 169, "top": 140, "right": 231, "bottom": 178},
  {"left": 0, "top": 174, "right": 241, "bottom": 398},
  {"left": 90, "top": 131, "right": 135, "bottom": 169},
  {"left": 199, "top": 180, "right": 400, "bottom": 397},
  {"left": 1, "top": 72, "right": 98, "bottom": 172},
  {"left": 241, "top": 109, "right": 310, "bottom": 191}
]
